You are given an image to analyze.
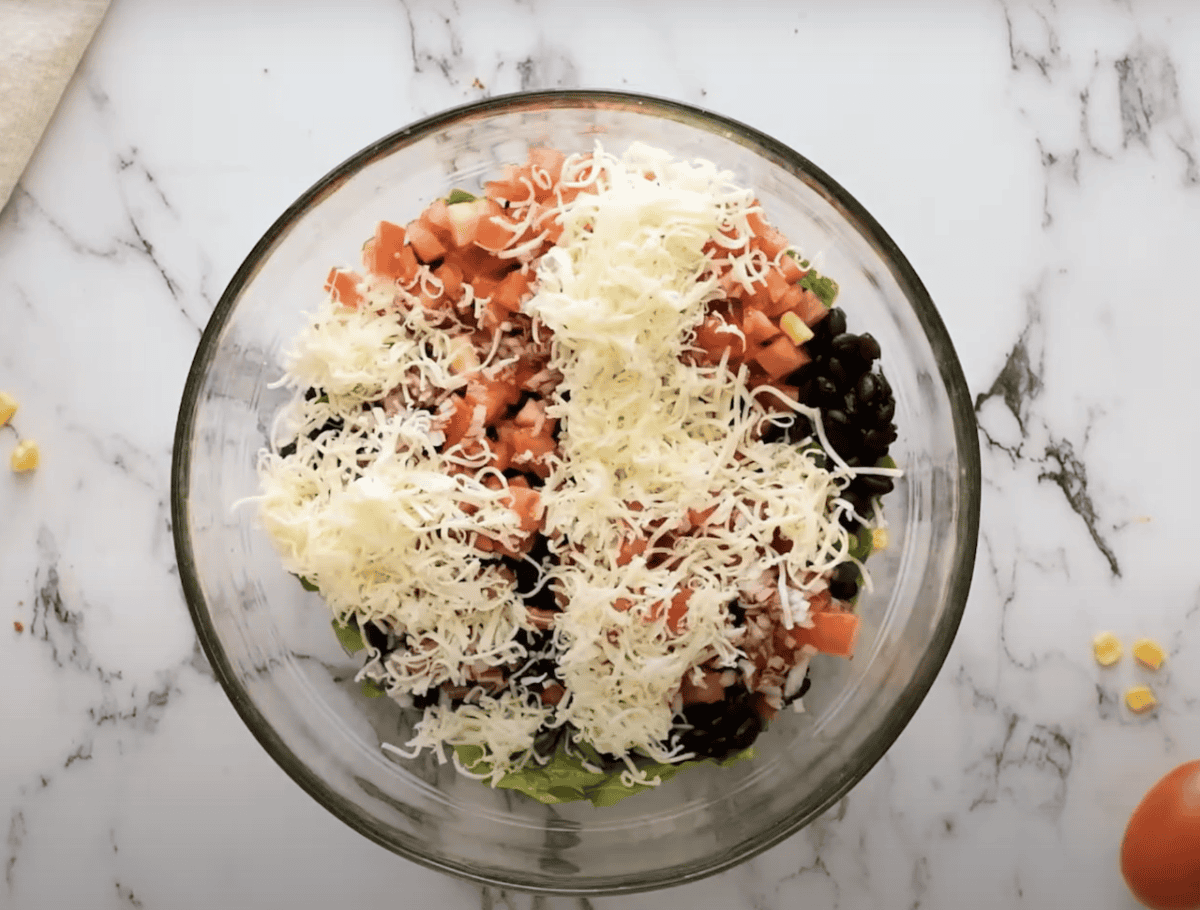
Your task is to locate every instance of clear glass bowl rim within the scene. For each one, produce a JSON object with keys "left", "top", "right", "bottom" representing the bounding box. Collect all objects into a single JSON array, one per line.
[{"left": 171, "top": 88, "right": 981, "bottom": 894}]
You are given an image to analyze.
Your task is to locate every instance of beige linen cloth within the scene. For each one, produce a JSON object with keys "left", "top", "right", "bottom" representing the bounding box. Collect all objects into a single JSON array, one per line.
[{"left": 0, "top": 0, "right": 111, "bottom": 210}]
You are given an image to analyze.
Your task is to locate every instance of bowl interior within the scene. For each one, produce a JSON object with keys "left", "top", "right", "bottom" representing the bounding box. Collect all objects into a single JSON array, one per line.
[{"left": 173, "top": 92, "right": 979, "bottom": 894}]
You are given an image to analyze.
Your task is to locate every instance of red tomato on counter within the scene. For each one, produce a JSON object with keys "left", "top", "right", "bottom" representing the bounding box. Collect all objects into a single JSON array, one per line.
[{"left": 1121, "top": 760, "right": 1200, "bottom": 909}]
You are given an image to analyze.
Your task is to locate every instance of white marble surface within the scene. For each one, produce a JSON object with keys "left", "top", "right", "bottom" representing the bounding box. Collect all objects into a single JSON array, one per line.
[{"left": 3, "top": 1, "right": 1200, "bottom": 907}]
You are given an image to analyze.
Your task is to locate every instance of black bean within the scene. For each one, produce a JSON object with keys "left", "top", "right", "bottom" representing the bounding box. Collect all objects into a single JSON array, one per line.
[
  {"left": 858, "top": 333, "right": 882, "bottom": 362},
  {"left": 831, "top": 333, "right": 860, "bottom": 356},
  {"left": 815, "top": 376, "right": 839, "bottom": 405},
  {"left": 841, "top": 487, "right": 868, "bottom": 516},
  {"left": 831, "top": 560, "right": 860, "bottom": 595},
  {"left": 861, "top": 428, "right": 890, "bottom": 458},
  {"left": 825, "top": 409, "right": 850, "bottom": 431},
  {"left": 533, "top": 725, "right": 567, "bottom": 759},
  {"left": 786, "top": 360, "right": 820, "bottom": 387},
  {"left": 278, "top": 440, "right": 297, "bottom": 459},
  {"left": 306, "top": 416, "right": 344, "bottom": 441},
  {"left": 729, "top": 712, "right": 763, "bottom": 751},
  {"left": 827, "top": 356, "right": 848, "bottom": 389},
  {"left": 412, "top": 688, "right": 439, "bottom": 710},
  {"left": 727, "top": 600, "right": 747, "bottom": 625},
  {"left": 826, "top": 307, "right": 847, "bottom": 337},
  {"left": 362, "top": 620, "right": 390, "bottom": 653},
  {"left": 873, "top": 396, "right": 896, "bottom": 425},
  {"left": 760, "top": 422, "right": 787, "bottom": 444},
  {"left": 786, "top": 414, "right": 813, "bottom": 443},
  {"left": 842, "top": 392, "right": 859, "bottom": 420},
  {"left": 856, "top": 373, "right": 879, "bottom": 404},
  {"left": 785, "top": 670, "right": 812, "bottom": 703},
  {"left": 515, "top": 626, "right": 552, "bottom": 652},
  {"left": 678, "top": 684, "right": 764, "bottom": 759},
  {"left": 856, "top": 473, "right": 895, "bottom": 496}
]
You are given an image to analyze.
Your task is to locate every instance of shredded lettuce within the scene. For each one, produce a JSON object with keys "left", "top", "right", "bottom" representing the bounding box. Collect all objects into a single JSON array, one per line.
[{"left": 454, "top": 741, "right": 755, "bottom": 807}]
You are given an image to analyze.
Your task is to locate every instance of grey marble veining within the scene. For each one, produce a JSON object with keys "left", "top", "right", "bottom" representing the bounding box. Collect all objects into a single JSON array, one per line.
[{"left": 2, "top": 1, "right": 1200, "bottom": 908}]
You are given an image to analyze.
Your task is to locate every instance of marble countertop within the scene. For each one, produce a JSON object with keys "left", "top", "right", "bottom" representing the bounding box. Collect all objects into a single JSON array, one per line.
[{"left": 4, "top": 1, "right": 1200, "bottom": 907}]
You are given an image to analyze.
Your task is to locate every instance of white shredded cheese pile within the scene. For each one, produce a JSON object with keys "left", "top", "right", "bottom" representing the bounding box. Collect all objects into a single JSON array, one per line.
[{"left": 256, "top": 142, "right": 861, "bottom": 779}]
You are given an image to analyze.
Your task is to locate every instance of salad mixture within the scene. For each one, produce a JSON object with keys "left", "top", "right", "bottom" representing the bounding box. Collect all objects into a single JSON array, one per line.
[{"left": 256, "top": 143, "right": 900, "bottom": 806}]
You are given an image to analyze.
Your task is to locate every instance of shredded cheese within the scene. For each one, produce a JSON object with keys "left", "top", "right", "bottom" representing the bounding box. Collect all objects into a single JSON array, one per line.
[{"left": 255, "top": 142, "right": 892, "bottom": 782}]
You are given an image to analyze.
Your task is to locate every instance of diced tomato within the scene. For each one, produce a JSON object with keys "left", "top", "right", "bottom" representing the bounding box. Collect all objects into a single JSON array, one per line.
[
  {"left": 474, "top": 211, "right": 521, "bottom": 253},
  {"left": 439, "top": 396, "right": 476, "bottom": 449},
  {"left": 693, "top": 315, "right": 747, "bottom": 366},
  {"left": 324, "top": 267, "right": 362, "bottom": 308},
  {"left": 650, "top": 589, "right": 692, "bottom": 633},
  {"left": 538, "top": 210, "right": 565, "bottom": 244},
  {"left": 501, "top": 484, "right": 544, "bottom": 534},
  {"left": 754, "top": 334, "right": 809, "bottom": 381},
  {"left": 808, "top": 589, "right": 833, "bottom": 613},
  {"left": 742, "top": 307, "right": 780, "bottom": 347},
  {"left": 434, "top": 262, "right": 464, "bottom": 302},
  {"left": 752, "top": 226, "right": 789, "bottom": 259},
  {"left": 446, "top": 198, "right": 506, "bottom": 249},
  {"left": 764, "top": 267, "right": 790, "bottom": 304},
  {"left": 446, "top": 246, "right": 507, "bottom": 285},
  {"left": 497, "top": 424, "right": 556, "bottom": 477},
  {"left": 423, "top": 199, "right": 453, "bottom": 240},
  {"left": 793, "top": 610, "right": 861, "bottom": 658},
  {"left": 484, "top": 164, "right": 535, "bottom": 204},
  {"left": 762, "top": 283, "right": 804, "bottom": 319},
  {"left": 779, "top": 254, "right": 805, "bottom": 283},
  {"left": 481, "top": 298, "right": 509, "bottom": 332},
  {"left": 685, "top": 504, "right": 718, "bottom": 528},
  {"left": 616, "top": 535, "right": 648, "bottom": 567},
  {"left": 468, "top": 377, "right": 521, "bottom": 426},
  {"left": 493, "top": 269, "right": 533, "bottom": 314},
  {"left": 539, "top": 682, "right": 566, "bottom": 706},
  {"left": 365, "top": 220, "right": 408, "bottom": 280},
  {"left": 407, "top": 220, "right": 448, "bottom": 263},
  {"left": 750, "top": 691, "right": 779, "bottom": 723},
  {"left": 513, "top": 356, "right": 547, "bottom": 391},
  {"left": 680, "top": 667, "right": 726, "bottom": 705},
  {"left": 745, "top": 209, "right": 770, "bottom": 237},
  {"left": 528, "top": 147, "right": 566, "bottom": 188},
  {"left": 791, "top": 288, "right": 829, "bottom": 327}
]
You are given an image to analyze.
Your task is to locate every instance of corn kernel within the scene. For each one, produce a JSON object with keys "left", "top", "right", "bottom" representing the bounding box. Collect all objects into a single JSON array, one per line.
[
  {"left": 779, "top": 311, "right": 814, "bottom": 346},
  {"left": 871, "top": 527, "right": 890, "bottom": 552},
  {"left": 0, "top": 391, "right": 16, "bottom": 427},
  {"left": 1133, "top": 638, "right": 1166, "bottom": 671},
  {"left": 1125, "top": 685, "right": 1158, "bottom": 713},
  {"left": 448, "top": 337, "right": 479, "bottom": 374},
  {"left": 1092, "top": 631, "right": 1122, "bottom": 667},
  {"left": 10, "top": 439, "right": 39, "bottom": 473}
]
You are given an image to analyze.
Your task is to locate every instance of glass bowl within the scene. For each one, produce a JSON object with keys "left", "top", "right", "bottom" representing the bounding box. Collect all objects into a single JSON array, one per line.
[{"left": 171, "top": 90, "right": 980, "bottom": 895}]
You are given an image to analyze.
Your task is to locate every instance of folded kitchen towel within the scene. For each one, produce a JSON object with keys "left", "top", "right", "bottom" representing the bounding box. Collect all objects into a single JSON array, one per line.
[{"left": 0, "top": 0, "right": 111, "bottom": 211}]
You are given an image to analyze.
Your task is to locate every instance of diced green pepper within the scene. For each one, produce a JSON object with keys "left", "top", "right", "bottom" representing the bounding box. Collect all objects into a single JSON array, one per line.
[
  {"left": 331, "top": 618, "right": 365, "bottom": 654},
  {"left": 798, "top": 271, "right": 839, "bottom": 307},
  {"left": 360, "top": 678, "right": 387, "bottom": 698},
  {"left": 446, "top": 189, "right": 477, "bottom": 204}
]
